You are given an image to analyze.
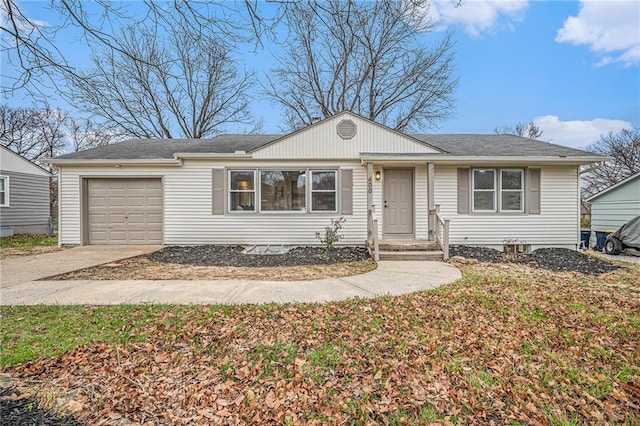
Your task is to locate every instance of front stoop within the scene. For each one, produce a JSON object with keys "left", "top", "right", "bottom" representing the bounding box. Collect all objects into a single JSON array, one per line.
[{"left": 378, "top": 240, "right": 444, "bottom": 261}]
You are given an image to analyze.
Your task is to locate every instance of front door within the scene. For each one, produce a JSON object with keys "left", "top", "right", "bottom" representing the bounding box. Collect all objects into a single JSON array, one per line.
[{"left": 383, "top": 169, "right": 414, "bottom": 236}]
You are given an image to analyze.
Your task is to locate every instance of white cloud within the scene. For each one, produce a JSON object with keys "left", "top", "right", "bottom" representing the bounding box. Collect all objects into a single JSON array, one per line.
[
  {"left": 533, "top": 115, "right": 632, "bottom": 148},
  {"left": 555, "top": 0, "right": 640, "bottom": 67},
  {"left": 431, "top": 0, "right": 528, "bottom": 36}
]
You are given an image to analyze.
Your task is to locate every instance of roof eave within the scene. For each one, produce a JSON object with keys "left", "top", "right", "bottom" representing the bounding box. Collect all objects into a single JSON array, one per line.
[
  {"left": 360, "top": 154, "right": 606, "bottom": 165},
  {"left": 174, "top": 152, "right": 253, "bottom": 159},
  {"left": 45, "top": 158, "right": 183, "bottom": 167}
]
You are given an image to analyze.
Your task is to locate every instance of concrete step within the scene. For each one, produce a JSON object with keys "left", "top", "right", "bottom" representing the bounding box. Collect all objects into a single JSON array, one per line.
[
  {"left": 378, "top": 250, "right": 444, "bottom": 261},
  {"left": 378, "top": 241, "right": 441, "bottom": 252}
]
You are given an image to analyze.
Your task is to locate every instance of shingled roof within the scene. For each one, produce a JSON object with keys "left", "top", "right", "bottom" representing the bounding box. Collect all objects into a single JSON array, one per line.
[
  {"left": 412, "top": 134, "right": 597, "bottom": 157},
  {"left": 54, "top": 133, "right": 599, "bottom": 160}
]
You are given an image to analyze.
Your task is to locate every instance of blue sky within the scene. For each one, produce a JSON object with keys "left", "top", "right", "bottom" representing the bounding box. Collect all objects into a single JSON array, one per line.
[{"left": 3, "top": 0, "right": 639, "bottom": 149}]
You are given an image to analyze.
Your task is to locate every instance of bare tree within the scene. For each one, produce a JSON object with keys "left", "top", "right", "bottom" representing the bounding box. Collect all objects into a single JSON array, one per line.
[
  {"left": 1, "top": 0, "right": 273, "bottom": 97},
  {"left": 494, "top": 121, "right": 544, "bottom": 139},
  {"left": 69, "top": 23, "right": 254, "bottom": 139},
  {"left": 582, "top": 128, "right": 640, "bottom": 197},
  {"left": 0, "top": 105, "right": 67, "bottom": 164},
  {"left": 265, "top": 0, "right": 457, "bottom": 131},
  {"left": 67, "top": 118, "right": 121, "bottom": 152},
  {"left": 1, "top": 105, "right": 121, "bottom": 161}
]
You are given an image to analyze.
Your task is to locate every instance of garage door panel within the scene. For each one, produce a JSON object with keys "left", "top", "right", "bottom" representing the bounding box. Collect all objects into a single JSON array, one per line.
[
  {"left": 127, "top": 197, "right": 146, "bottom": 207},
  {"left": 127, "top": 213, "right": 146, "bottom": 224},
  {"left": 87, "top": 178, "right": 163, "bottom": 245},
  {"left": 147, "top": 196, "right": 162, "bottom": 207},
  {"left": 146, "top": 213, "right": 163, "bottom": 225}
]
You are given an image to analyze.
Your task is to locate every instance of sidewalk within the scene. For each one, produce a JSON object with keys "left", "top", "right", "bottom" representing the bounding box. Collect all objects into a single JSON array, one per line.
[{"left": 0, "top": 261, "right": 461, "bottom": 306}]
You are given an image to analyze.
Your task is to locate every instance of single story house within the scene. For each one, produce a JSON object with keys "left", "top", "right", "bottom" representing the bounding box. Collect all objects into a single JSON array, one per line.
[
  {"left": 0, "top": 145, "right": 52, "bottom": 236},
  {"left": 47, "top": 112, "right": 605, "bottom": 256},
  {"left": 586, "top": 172, "right": 640, "bottom": 232}
]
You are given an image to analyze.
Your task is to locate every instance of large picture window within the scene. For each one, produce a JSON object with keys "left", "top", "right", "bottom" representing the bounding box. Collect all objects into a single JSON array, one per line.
[
  {"left": 501, "top": 169, "right": 524, "bottom": 212},
  {"left": 472, "top": 169, "right": 496, "bottom": 212},
  {"left": 229, "top": 170, "right": 255, "bottom": 212},
  {"left": 311, "top": 171, "right": 337, "bottom": 212},
  {"left": 0, "top": 176, "right": 8, "bottom": 207},
  {"left": 260, "top": 170, "right": 306, "bottom": 212}
]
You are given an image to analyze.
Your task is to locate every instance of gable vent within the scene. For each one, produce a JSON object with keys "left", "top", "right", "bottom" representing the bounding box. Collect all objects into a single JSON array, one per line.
[{"left": 337, "top": 119, "right": 357, "bottom": 139}]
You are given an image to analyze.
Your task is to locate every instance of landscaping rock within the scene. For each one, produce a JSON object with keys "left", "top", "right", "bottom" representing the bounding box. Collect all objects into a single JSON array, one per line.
[
  {"left": 449, "top": 245, "right": 619, "bottom": 275},
  {"left": 0, "top": 387, "right": 84, "bottom": 426},
  {"left": 149, "top": 245, "right": 370, "bottom": 267}
]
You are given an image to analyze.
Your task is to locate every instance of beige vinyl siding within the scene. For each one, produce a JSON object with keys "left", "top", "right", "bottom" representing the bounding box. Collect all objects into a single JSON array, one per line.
[
  {"left": 252, "top": 114, "right": 439, "bottom": 160},
  {"left": 434, "top": 165, "right": 580, "bottom": 250},
  {"left": 58, "top": 160, "right": 368, "bottom": 246},
  {"left": 414, "top": 166, "right": 429, "bottom": 239},
  {"left": 0, "top": 170, "right": 50, "bottom": 234}
]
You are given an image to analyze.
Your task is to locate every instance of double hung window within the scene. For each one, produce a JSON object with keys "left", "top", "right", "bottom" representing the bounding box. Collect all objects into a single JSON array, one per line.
[
  {"left": 472, "top": 169, "right": 496, "bottom": 212},
  {"left": 311, "top": 171, "right": 337, "bottom": 212},
  {"left": 472, "top": 168, "right": 524, "bottom": 212},
  {"left": 500, "top": 169, "right": 524, "bottom": 212},
  {"left": 0, "top": 176, "right": 8, "bottom": 207},
  {"left": 229, "top": 171, "right": 255, "bottom": 211}
]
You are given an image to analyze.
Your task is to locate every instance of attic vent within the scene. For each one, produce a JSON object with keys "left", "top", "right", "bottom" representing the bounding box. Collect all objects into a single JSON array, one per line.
[{"left": 337, "top": 119, "right": 357, "bottom": 139}]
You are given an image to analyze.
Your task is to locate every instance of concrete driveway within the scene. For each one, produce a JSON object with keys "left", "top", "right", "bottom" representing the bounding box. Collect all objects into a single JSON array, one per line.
[
  {"left": 0, "top": 259, "right": 461, "bottom": 306},
  {"left": 0, "top": 245, "right": 162, "bottom": 287}
]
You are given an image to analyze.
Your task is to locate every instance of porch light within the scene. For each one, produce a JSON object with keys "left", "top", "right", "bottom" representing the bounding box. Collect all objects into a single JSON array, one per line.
[{"left": 375, "top": 170, "right": 381, "bottom": 181}]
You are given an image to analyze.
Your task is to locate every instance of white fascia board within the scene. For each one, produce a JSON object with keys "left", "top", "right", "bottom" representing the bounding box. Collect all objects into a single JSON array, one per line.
[
  {"left": 359, "top": 154, "right": 607, "bottom": 166},
  {"left": 45, "top": 158, "right": 183, "bottom": 167},
  {"left": 173, "top": 152, "right": 253, "bottom": 160}
]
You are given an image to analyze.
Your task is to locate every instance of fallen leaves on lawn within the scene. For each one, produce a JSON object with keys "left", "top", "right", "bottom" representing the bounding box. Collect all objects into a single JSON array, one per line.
[{"left": 3, "top": 263, "right": 640, "bottom": 424}]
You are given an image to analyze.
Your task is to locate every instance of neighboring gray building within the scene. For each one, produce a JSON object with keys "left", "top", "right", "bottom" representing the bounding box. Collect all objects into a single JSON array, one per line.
[
  {"left": 587, "top": 172, "right": 640, "bottom": 232},
  {"left": 0, "top": 146, "right": 51, "bottom": 235}
]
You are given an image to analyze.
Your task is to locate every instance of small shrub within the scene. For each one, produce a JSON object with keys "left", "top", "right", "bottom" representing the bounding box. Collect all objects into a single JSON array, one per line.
[{"left": 315, "top": 217, "right": 346, "bottom": 252}]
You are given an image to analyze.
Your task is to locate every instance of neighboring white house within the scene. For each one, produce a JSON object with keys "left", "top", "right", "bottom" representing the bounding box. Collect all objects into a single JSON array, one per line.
[
  {"left": 586, "top": 172, "right": 640, "bottom": 232},
  {"left": 47, "top": 112, "right": 605, "bottom": 253},
  {"left": 0, "top": 145, "right": 52, "bottom": 235}
]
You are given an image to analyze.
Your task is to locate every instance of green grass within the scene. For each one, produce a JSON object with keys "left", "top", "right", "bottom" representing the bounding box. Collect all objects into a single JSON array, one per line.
[
  {"left": 0, "top": 305, "right": 168, "bottom": 365},
  {"left": 0, "top": 262, "right": 638, "bottom": 424},
  {"left": 0, "top": 233, "right": 57, "bottom": 249}
]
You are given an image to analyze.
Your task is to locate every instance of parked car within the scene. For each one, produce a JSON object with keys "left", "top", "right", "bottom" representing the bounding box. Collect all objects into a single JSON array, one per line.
[{"left": 604, "top": 215, "right": 640, "bottom": 255}]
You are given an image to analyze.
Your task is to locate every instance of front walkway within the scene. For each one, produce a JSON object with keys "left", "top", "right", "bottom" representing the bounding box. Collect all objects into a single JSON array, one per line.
[{"left": 0, "top": 261, "right": 461, "bottom": 306}]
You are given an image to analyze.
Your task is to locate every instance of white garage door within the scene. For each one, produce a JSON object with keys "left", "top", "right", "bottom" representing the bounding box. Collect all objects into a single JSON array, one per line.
[{"left": 87, "top": 178, "right": 163, "bottom": 244}]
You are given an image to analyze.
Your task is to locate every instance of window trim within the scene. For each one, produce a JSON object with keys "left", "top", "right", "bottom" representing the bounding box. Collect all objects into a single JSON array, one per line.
[
  {"left": 472, "top": 169, "right": 497, "bottom": 213},
  {"left": 0, "top": 176, "right": 9, "bottom": 207},
  {"left": 227, "top": 169, "right": 256, "bottom": 213},
  {"left": 310, "top": 170, "right": 338, "bottom": 213},
  {"left": 499, "top": 168, "right": 524, "bottom": 213}
]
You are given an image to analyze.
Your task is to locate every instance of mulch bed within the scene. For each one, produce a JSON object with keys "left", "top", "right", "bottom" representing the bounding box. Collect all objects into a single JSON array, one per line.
[
  {"left": 149, "top": 245, "right": 370, "bottom": 267},
  {"left": 450, "top": 245, "right": 620, "bottom": 275},
  {"left": 0, "top": 388, "right": 84, "bottom": 426}
]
